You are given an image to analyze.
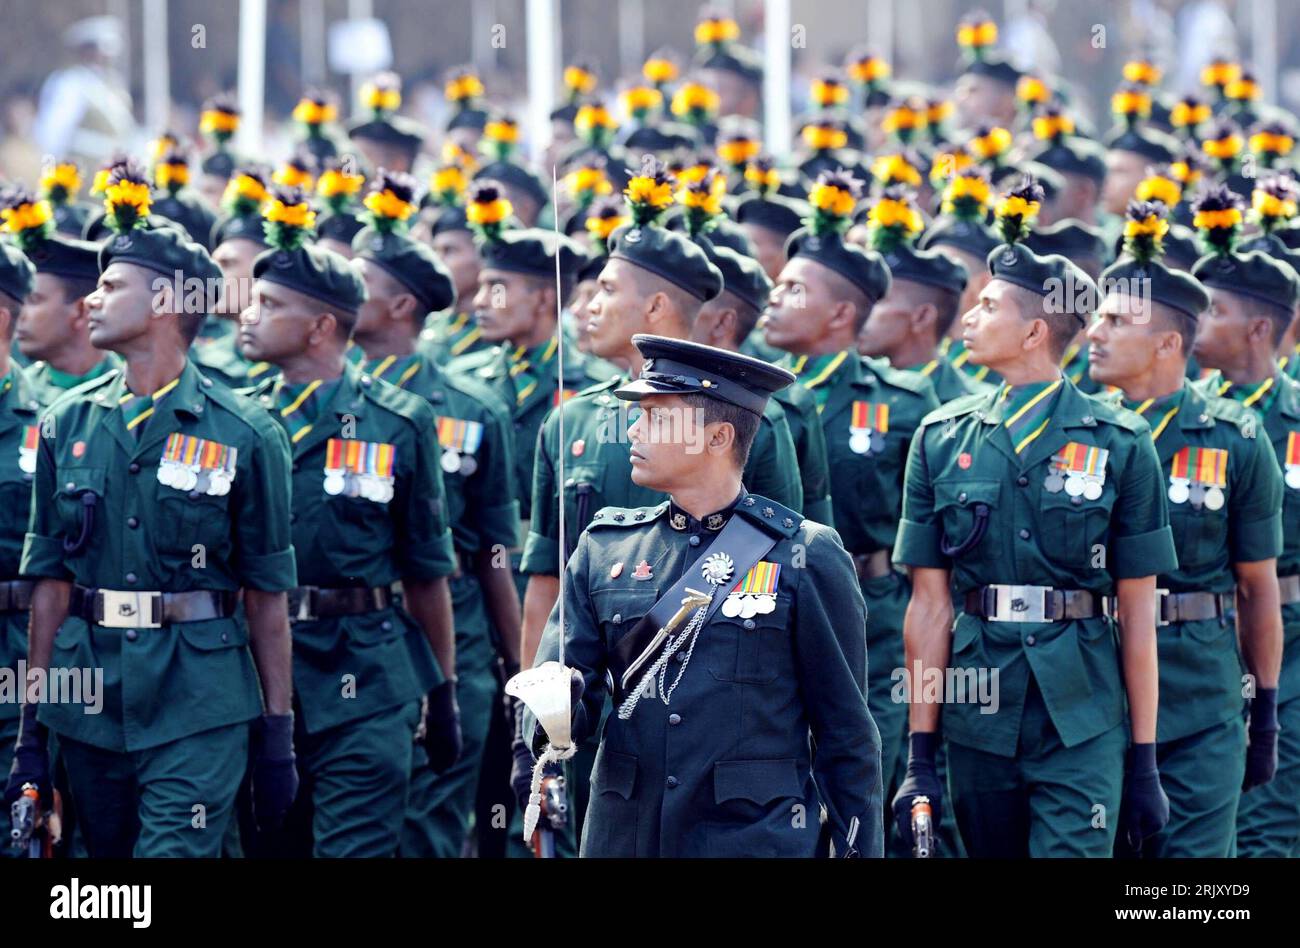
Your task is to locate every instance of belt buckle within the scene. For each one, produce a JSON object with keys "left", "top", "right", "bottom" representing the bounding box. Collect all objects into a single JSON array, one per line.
[
  {"left": 1155, "top": 588, "right": 1171, "bottom": 627},
  {"left": 995, "top": 584, "right": 1049, "bottom": 622},
  {"left": 98, "top": 589, "right": 162, "bottom": 628}
]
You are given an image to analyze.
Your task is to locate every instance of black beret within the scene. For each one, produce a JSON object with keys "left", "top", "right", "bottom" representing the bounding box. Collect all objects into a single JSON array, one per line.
[
  {"left": 608, "top": 222, "right": 723, "bottom": 301},
  {"left": 447, "top": 107, "right": 488, "bottom": 132},
  {"left": 150, "top": 192, "right": 218, "bottom": 251},
  {"left": 316, "top": 210, "right": 366, "bottom": 245},
  {"left": 99, "top": 223, "right": 221, "bottom": 296},
  {"left": 1030, "top": 137, "right": 1107, "bottom": 185},
  {"left": 991, "top": 161, "right": 1065, "bottom": 200},
  {"left": 52, "top": 202, "right": 90, "bottom": 237},
  {"left": 347, "top": 115, "right": 426, "bottom": 152},
  {"left": 301, "top": 134, "right": 341, "bottom": 165},
  {"left": 211, "top": 210, "right": 269, "bottom": 249},
  {"left": 697, "top": 238, "right": 772, "bottom": 313},
  {"left": 919, "top": 215, "right": 1002, "bottom": 260},
  {"left": 474, "top": 160, "right": 549, "bottom": 210},
  {"left": 82, "top": 211, "right": 179, "bottom": 244},
  {"left": 550, "top": 102, "right": 579, "bottom": 124},
  {"left": 1024, "top": 220, "right": 1107, "bottom": 265},
  {"left": 0, "top": 241, "right": 35, "bottom": 302},
  {"left": 1104, "top": 125, "right": 1179, "bottom": 163},
  {"left": 1101, "top": 255, "right": 1209, "bottom": 321},
  {"left": 1270, "top": 223, "right": 1300, "bottom": 251},
  {"left": 962, "top": 53, "right": 1021, "bottom": 87},
  {"left": 695, "top": 44, "right": 763, "bottom": 84},
  {"left": 786, "top": 228, "right": 892, "bottom": 302},
  {"left": 252, "top": 240, "right": 367, "bottom": 314},
  {"left": 1192, "top": 248, "right": 1300, "bottom": 311},
  {"left": 478, "top": 228, "right": 584, "bottom": 280},
  {"left": 878, "top": 242, "right": 967, "bottom": 296},
  {"left": 20, "top": 232, "right": 100, "bottom": 282},
  {"left": 616, "top": 334, "right": 793, "bottom": 415},
  {"left": 353, "top": 226, "right": 456, "bottom": 314},
  {"left": 200, "top": 150, "right": 237, "bottom": 179},
  {"left": 1112, "top": 222, "right": 1201, "bottom": 271},
  {"left": 617, "top": 123, "right": 699, "bottom": 154},
  {"left": 986, "top": 242, "right": 1096, "bottom": 324},
  {"left": 664, "top": 212, "right": 756, "bottom": 257},
  {"left": 734, "top": 192, "right": 810, "bottom": 237},
  {"left": 425, "top": 205, "right": 467, "bottom": 238},
  {"left": 1238, "top": 232, "right": 1300, "bottom": 277}
]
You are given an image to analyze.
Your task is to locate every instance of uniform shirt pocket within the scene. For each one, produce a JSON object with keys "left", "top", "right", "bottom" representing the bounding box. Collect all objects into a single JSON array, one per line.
[
  {"left": 932, "top": 478, "right": 1001, "bottom": 558},
  {"left": 1039, "top": 488, "right": 1115, "bottom": 570},
  {"left": 707, "top": 598, "right": 793, "bottom": 684}
]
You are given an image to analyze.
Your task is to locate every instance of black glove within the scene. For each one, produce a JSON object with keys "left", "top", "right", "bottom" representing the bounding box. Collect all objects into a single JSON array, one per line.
[
  {"left": 891, "top": 732, "right": 943, "bottom": 851},
  {"left": 250, "top": 713, "right": 298, "bottom": 833},
  {"left": 528, "top": 669, "right": 585, "bottom": 759},
  {"left": 510, "top": 700, "right": 536, "bottom": 810},
  {"left": 1243, "top": 688, "right": 1280, "bottom": 791},
  {"left": 1121, "top": 742, "right": 1169, "bottom": 850},
  {"left": 422, "top": 679, "right": 463, "bottom": 774},
  {"left": 4, "top": 703, "right": 49, "bottom": 806}
]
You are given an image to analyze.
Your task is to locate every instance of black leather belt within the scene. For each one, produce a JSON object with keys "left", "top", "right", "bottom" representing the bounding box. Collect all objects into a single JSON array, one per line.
[
  {"left": 964, "top": 585, "right": 1109, "bottom": 622},
  {"left": 1157, "top": 589, "right": 1233, "bottom": 626},
  {"left": 288, "top": 585, "right": 392, "bottom": 622},
  {"left": 1280, "top": 574, "right": 1300, "bottom": 606},
  {"left": 854, "top": 550, "right": 894, "bottom": 581},
  {"left": 71, "top": 584, "right": 238, "bottom": 629},
  {"left": 0, "top": 579, "right": 34, "bottom": 613}
]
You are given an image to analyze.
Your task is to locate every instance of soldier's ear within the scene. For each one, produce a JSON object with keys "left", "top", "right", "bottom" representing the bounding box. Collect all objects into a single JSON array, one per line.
[
  {"left": 708, "top": 420, "right": 737, "bottom": 456},
  {"left": 911, "top": 301, "right": 938, "bottom": 335},
  {"left": 827, "top": 298, "right": 857, "bottom": 334}
]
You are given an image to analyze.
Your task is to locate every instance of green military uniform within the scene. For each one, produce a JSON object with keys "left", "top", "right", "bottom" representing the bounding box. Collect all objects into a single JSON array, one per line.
[
  {"left": 1232, "top": 371, "right": 1300, "bottom": 856},
  {"left": 770, "top": 380, "right": 833, "bottom": 524},
  {"left": 247, "top": 361, "right": 456, "bottom": 856},
  {"left": 190, "top": 317, "right": 275, "bottom": 389},
  {"left": 908, "top": 354, "right": 992, "bottom": 403},
  {"left": 419, "top": 310, "right": 490, "bottom": 365},
  {"left": 23, "top": 356, "right": 121, "bottom": 408},
  {"left": 24, "top": 360, "right": 297, "bottom": 857},
  {"left": 1281, "top": 342, "right": 1300, "bottom": 383},
  {"left": 528, "top": 335, "right": 883, "bottom": 858}
]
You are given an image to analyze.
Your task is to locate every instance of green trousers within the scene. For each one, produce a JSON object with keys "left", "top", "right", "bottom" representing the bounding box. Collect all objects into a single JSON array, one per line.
[
  {"left": 1236, "top": 694, "right": 1300, "bottom": 857},
  {"left": 947, "top": 679, "right": 1125, "bottom": 857},
  {"left": 59, "top": 722, "right": 248, "bottom": 858},
  {"left": 1143, "top": 716, "right": 1245, "bottom": 858},
  {"left": 861, "top": 571, "right": 910, "bottom": 808},
  {"left": 401, "top": 659, "right": 499, "bottom": 857}
]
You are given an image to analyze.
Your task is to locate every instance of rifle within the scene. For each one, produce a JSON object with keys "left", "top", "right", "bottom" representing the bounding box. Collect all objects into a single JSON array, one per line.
[
  {"left": 911, "top": 795, "right": 934, "bottom": 859},
  {"left": 530, "top": 769, "right": 568, "bottom": 859},
  {"left": 9, "top": 782, "right": 63, "bottom": 859}
]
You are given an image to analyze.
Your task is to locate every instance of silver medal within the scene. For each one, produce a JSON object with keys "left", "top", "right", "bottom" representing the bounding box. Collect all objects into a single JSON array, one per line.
[
  {"left": 721, "top": 595, "right": 742, "bottom": 618},
  {"left": 458, "top": 455, "right": 478, "bottom": 477},
  {"left": 1044, "top": 470, "right": 1065, "bottom": 493},
  {"left": 739, "top": 595, "right": 758, "bottom": 619},
  {"left": 755, "top": 594, "right": 776, "bottom": 615},
  {"left": 323, "top": 471, "right": 345, "bottom": 495},
  {"left": 157, "top": 460, "right": 177, "bottom": 488},
  {"left": 1168, "top": 478, "right": 1190, "bottom": 504},
  {"left": 1083, "top": 477, "right": 1103, "bottom": 501},
  {"left": 210, "top": 471, "right": 231, "bottom": 496},
  {"left": 849, "top": 431, "right": 871, "bottom": 455},
  {"left": 440, "top": 449, "right": 461, "bottom": 474},
  {"left": 1064, "top": 474, "right": 1085, "bottom": 497},
  {"left": 18, "top": 451, "right": 35, "bottom": 475},
  {"left": 180, "top": 467, "right": 199, "bottom": 491},
  {"left": 1287, "top": 467, "right": 1300, "bottom": 490},
  {"left": 1188, "top": 482, "right": 1206, "bottom": 508},
  {"left": 1204, "top": 486, "right": 1225, "bottom": 511}
]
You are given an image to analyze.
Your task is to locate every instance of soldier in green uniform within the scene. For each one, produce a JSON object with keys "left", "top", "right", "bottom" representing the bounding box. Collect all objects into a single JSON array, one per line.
[
  {"left": 891, "top": 180, "right": 1178, "bottom": 857},
  {"left": 733, "top": 157, "right": 811, "bottom": 283},
  {"left": 236, "top": 186, "right": 461, "bottom": 858},
  {"left": 314, "top": 157, "right": 368, "bottom": 259},
  {"left": 0, "top": 189, "right": 118, "bottom": 406},
  {"left": 856, "top": 186, "right": 990, "bottom": 403},
  {"left": 152, "top": 148, "right": 219, "bottom": 251},
  {"left": 347, "top": 73, "right": 425, "bottom": 178},
  {"left": 1088, "top": 201, "right": 1284, "bottom": 857},
  {"left": 348, "top": 170, "right": 523, "bottom": 857},
  {"left": 762, "top": 169, "right": 939, "bottom": 845},
  {"left": 4, "top": 163, "right": 300, "bottom": 858},
  {"left": 525, "top": 333, "right": 882, "bottom": 857},
  {"left": 1024, "top": 219, "right": 1108, "bottom": 394},
  {"left": 419, "top": 199, "right": 492, "bottom": 365},
  {"left": 1182, "top": 191, "right": 1300, "bottom": 857}
]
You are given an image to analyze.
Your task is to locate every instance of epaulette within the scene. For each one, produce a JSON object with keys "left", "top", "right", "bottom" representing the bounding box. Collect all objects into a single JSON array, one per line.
[
  {"left": 863, "top": 354, "right": 937, "bottom": 397},
  {"left": 733, "top": 493, "right": 802, "bottom": 539},
  {"left": 919, "top": 390, "right": 987, "bottom": 427},
  {"left": 358, "top": 371, "right": 433, "bottom": 421},
  {"left": 445, "top": 345, "right": 504, "bottom": 377},
  {"left": 572, "top": 374, "right": 622, "bottom": 399},
  {"left": 1085, "top": 394, "right": 1149, "bottom": 436},
  {"left": 443, "top": 370, "right": 511, "bottom": 420},
  {"left": 588, "top": 501, "right": 669, "bottom": 528},
  {"left": 1203, "top": 391, "right": 1258, "bottom": 436}
]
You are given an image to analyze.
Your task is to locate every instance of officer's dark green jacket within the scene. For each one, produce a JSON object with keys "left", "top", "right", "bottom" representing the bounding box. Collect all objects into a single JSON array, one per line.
[
  {"left": 21, "top": 360, "right": 298, "bottom": 751},
  {"left": 1139, "top": 383, "right": 1283, "bottom": 742},
  {"left": 447, "top": 336, "right": 619, "bottom": 530},
  {"left": 418, "top": 310, "right": 491, "bottom": 366},
  {"left": 906, "top": 353, "right": 993, "bottom": 404},
  {"left": 22, "top": 355, "right": 120, "bottom": 408},
  {"left": 532, "top": 493, "right": 883, "bottom": 857},
  {"left": 894, "top": 376, "right": 1179, "bottom": 757},
  {"left": 247, "top": 361, "right": 457, "bottom": 734},
  {"left": 789, "top": 352, "right": 939, "bottom": 555},
  {"left": 0, "top": 368, "right": 41, "bottom": 724},
  {"left": 365, "top": 350, "right": 519, "bottom": 664},
  {"left": 770, "top": 381, "right": 832, "bottom": 525},
  {"left": 519, "top": 375, "right": 804, "bottom": 576}
]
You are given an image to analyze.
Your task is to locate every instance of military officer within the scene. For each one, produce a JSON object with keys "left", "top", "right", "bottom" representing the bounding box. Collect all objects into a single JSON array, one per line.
[
  {"left": 1183, "top": 193, "right": 1300, "bottom": 858},
  {"left": 527, "top": 333, "right": 881, "bottom": 857},
  {"left": 762, "top": 170, "right": 939, "bottom": 832},
  {"left": 238, "top": 186, "right": 461, "bottom": 858},
  {"left": 348, "top": 170, "right": 523, "bottom": 858},
  {"left": 891, "top": 179, "right": 1179, "bottom": 857},
  {"left": 1089, "top": 201, "right": 1284, "bottom": 857},
  {"left": 855, "top": 187, "right": 990, "bottom": 404},
  {"left": 4, "top": 163, "right": 300, "bottom": 858},
  {"left": 0, "top": 188, "right": 118, "bottom": 406}
]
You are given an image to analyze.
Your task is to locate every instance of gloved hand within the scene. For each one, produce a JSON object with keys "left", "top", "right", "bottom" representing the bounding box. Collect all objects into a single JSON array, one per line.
[
  {"left": 891, "top": 732, "right": 943, "bottom": 851},
  {"left": 1121, "top": 742, "right": 1169, "bottom": 850},
  {"left": 4, "top": 703, "right": 50, "bottom": 806},
  {"left": 510, "top": 701, "right": 536, "bottom": 811},
  {"left": 1243, "top": 688, "right": 1280, "bottom": 791},
  {"left": 422, "top": 679, "right": 463, "bottom": 773},
  {"left": 250, "top": 712, "right": 299, "bottom": 832},
  {"left": 528, "top": 669, "right": 585, "bottom": 759}
]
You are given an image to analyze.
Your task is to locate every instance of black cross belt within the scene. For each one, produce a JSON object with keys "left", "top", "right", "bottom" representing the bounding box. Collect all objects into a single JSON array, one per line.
[
  {"left": 71, "top": 584, "right": 238, "bottom": 628},
  {"left": 288, "top": 585, "right": 392, "bottom": 621},
  {"left": 964, "top": 585, "right": 1110, "bottom": 622}
]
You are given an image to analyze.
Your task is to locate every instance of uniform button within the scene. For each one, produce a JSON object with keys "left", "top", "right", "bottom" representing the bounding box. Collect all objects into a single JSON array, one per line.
[
  {"left": 128, "top": 462, "right": 140, "bottom": 474},
  {"left": 666, "top": 776, "right": 679, "bottom": 789},
  {"left": 743, "top": 619, "right": 756, "bottom": 630},
  {"left": 1017, "top": 475, "right": 1029, "bottom": 487},
  {"left": 124, "top": 630, "right": 138, "bottom": 642},
  {"left": 127, "top": 517, "right": 139, "bottom": 529},
  {"left": 290, "top": 513, "right": 297, "bottom": 523},
  {"left": 1071, "top": 496, "right": 1082, "bottom": 506},
  {"left": 221, "top": 632, "right": 229, "bottom": 642},
  {"left": 611, "top": 613, "right": 622, "bottom": 624},
  {"left": 381, "top": 620, "right": 392, "bottom": 631},
  {"left": 957, "top": 491, "right": 968, "bottom": 504},
  {"left": 674, "top": 652, "right": 687, "bottom": 663},
  {"left": 125, "top": 572, "right": 138, "bottom": 584},
  {"left": 1026, "top": 634, "right": 1036, "bottom": 646},
  {"left": 292, "top": 463, "right": 300, "bottom": 473},
  {"left": 668, "top": 713, "right": 681, "bottom": 726},
  {"left": 688, "top": 535, "right": 701, "bottom": 547},
  {"left": 1018, "top": 529, "right": 1030, "bottom": 540}
]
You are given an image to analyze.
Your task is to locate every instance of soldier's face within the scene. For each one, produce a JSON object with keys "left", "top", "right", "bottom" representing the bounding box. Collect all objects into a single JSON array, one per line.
[
  {"left": 961, "top": 278, "right": 1035, "bottom": 366},
  {"left": 212, "top": 237, "right": 262, "bottom": 316},
  {"left": 587, "top": 258, "right": 648, "bottom": 359},
  {"left": 430, "top": 229, "right": 480, "bottom": 305},
  {"left": 857, "top": 282, "right": 920, "bottom": 359},
  {"left": 764, "top": 257, "right": 834, "bottom": 353},
  {"left": 934, "top": 246, "right": 987, "bottom": 330},
  {"left": 1087, "top": 294, "right": 1158, "bottom": 387},
  {"left": 954, "top": 75, "right": 1015, "bottom": 129},
  {"left": 85, "top": 262, "right": 158, "bottom": 350},
  {"left": 472, "top": 267, "right": 540, "bottom": 343},
  {"left": 16, "top": 274, "right": 85, "bottom": 360},
  {"left": 1102, "top": 151, "right": 1146, "bottom": 216},
  {"left": 569, "top": 279, "right": 599, "bottom": 352},
  {"left": 740, "top": 223, "right": 787, "bottom": 282},
  {"left": 239, "top": 278, "right": 332, "bottom": 363},
  {"left": 627, "top": 393, "right": 710, "bottom": 490},
  {"left": 352, "top": 258, "right": 407, "bottom": 340},
  {"left": 1192, "top": 288, "right": 1254, "bottom": 371}
]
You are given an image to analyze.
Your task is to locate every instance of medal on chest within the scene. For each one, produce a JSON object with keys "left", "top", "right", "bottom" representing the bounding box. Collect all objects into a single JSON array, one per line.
[
  {"left": 436, "top": 416, "right": 484, "bottom": 477},
  {"left": 18, "top": 425, "right": 38, "bottom": 475},
  {"left": 1169, "top": 445, "right": 1228, "bottom": 510},
  {"left": 324, "top": 437, "right": 396, "bottom": 503},
  {"left": 1285, "top": 432, "right": 1300, "bottom": 491},
  {"left": 1046, "top": 442, "right": 1109, "bottom": 500},
  {"left": 849, "top": 401, "right": 889, "bottom": 455},
  {"left": 158, "top": 433, "right": 237, "bottom": 496},
  {"left": 720, "top": 560, "right": 781, "bottom": 619}
]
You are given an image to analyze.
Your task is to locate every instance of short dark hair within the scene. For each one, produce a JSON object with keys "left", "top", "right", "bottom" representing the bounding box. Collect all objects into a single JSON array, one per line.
[
  {"left": 725, "top": 290, "right": 764, "bottom": 343},
  {"left": 57, "top": 274, "right": 99, "bottom": 303},
  {"left": 821, "top": 267, "right": 876, "bottom": 333},
  {"left": 631, "top": 265, "right": 704, "bottom": 327},
  {"left": 1013, "top": 283, "right": 1080, "bottom": 361},
  {"left": 1252, "top": 298, "right": 1294, "bottom": 348},
  {"left": 1151, "top": 300, "right": 1197, "bottom": 357},
  {"left": 900, "top": 279, "right": 962, "bottom": 338},
  {"left": 680, "top": 392, "right": 762, "bottom": 467}
]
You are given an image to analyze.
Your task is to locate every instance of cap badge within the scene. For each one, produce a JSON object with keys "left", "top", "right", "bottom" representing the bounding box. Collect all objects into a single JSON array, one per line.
[
  {"left": 958, "top": 452, "right": 972, "bottom": 469},
  {"left": 624, "top": 228, "right": 642, "bottom": 244},
  {"left": 1000, "top": 249, "right": 1018, "bottom": 267},
  {"left": 112, "top": 235, "right": 132, "bottom": 252}
]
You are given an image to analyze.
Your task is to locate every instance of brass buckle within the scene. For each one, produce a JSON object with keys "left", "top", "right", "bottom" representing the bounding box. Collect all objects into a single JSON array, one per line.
[{"left": 97, "top": 590, "right": 162, "bottom": 628}]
